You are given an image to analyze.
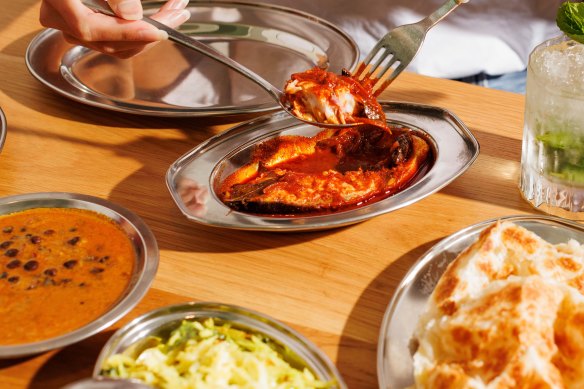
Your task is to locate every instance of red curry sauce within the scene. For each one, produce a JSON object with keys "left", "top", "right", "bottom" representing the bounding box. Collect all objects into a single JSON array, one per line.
[{"left": 0, "top": 208, "right": 135, "bottom": 345}]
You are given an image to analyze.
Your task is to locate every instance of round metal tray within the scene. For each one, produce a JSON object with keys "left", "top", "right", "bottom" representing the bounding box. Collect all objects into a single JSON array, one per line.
[
  {"left": 0, "top": 193, "right": 158, "bottom": 359},
  {"left": 166, "top": 101, "right": 479, "bottom": 231},
  {"left": 377, "top": 215, "right": 584, "bottom": 389},
  {"left": 25, "top": 0, "right": 358, "bottom": 117}
]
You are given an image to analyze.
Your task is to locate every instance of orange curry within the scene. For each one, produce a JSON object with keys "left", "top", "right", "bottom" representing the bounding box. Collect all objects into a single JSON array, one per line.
[{"left": 0, "top": 208, "right": 135, "bottom": 345}]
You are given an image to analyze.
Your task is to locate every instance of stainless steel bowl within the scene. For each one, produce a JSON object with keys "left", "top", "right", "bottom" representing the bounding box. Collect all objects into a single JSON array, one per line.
[
  {"left": 0, "top": 192, "right": 158, "bottom": 359},
  {"left": 377, "top": 214, "right": 584, "bottom": 389},
  {"left": 94, "top": 301, "right": 347, "bottom": 388}
]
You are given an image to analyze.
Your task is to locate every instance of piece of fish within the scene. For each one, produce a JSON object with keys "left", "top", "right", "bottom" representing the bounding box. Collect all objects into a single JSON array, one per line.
[
  {"left": 217, "top": 124, "right": 431, "bottom": 215},
  {"left": 283, "top": 67, "right": 385, "bottom": 126}
]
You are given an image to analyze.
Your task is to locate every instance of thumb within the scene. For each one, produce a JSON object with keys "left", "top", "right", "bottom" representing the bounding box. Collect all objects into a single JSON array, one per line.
[{"left": 108, "top": 0, "right": 143, "bottom": 20}]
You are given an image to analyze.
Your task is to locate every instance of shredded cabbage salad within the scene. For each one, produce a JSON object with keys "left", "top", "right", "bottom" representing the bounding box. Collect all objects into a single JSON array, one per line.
[{"left": 101, "top": 319, "right": 334, "bottom": 389}]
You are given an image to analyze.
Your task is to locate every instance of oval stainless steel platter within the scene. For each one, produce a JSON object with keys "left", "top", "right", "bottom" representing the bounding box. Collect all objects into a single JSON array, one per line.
[
  {"left": 377, "top": 215, "right": 584, "bottom": 389},
  {"left": 166, "top": 101, "right": 480, "bottom": 231},
  {"left": 0, "top": 192, "right": 158, "bottom": 359},
  {"left": 25, "top": 0, "right": 358, "bottom": 117}
]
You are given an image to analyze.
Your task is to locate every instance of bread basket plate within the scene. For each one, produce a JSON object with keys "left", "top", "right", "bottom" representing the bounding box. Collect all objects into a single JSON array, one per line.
[
  {"left": 377, "top": 214, "right": 584, "bottom": 389},
  {"left": 25, "top": 0, "right": 358, "bottom": 117},
  {"left": 166, "top": 101, "right": 479, "bottom": 232}
]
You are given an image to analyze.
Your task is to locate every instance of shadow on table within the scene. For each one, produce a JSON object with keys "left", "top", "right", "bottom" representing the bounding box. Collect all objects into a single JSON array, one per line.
[
  {"left": 99, "top": 134, "right": 347, "bottom": 253},
  {"left": 438, "top": 128, "right": 533, "bottom": 214},
  {"left": 106, "top": 152, "right": 350, "bottom": 252},
  {"left": 335, "top": 237, "right": 441, "bottom": 388},
  {"left": 3, "top": 117, "right": 346, "bottom": 256},
  {"left": 0, "top": 329, "right": 115, "bottom": 389}
]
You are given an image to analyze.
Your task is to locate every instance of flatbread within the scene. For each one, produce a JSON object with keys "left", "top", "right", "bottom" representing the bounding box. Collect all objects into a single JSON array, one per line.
[{"left": 413, "top": 221, "right": 584, "bottom": 388}]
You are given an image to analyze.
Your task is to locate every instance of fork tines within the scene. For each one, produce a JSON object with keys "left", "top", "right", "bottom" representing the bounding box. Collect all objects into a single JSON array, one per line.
[
  {"left": 351, "top": 0, "right": 466, "bottom": 97},
  {"left": 352, "top": 43, "right": 405, "bottom": 96}
]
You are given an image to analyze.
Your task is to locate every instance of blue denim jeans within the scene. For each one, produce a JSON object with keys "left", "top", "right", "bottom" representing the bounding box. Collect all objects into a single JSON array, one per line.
[{"left": 453, "top": 69, "right": 527, "bottom": 94}]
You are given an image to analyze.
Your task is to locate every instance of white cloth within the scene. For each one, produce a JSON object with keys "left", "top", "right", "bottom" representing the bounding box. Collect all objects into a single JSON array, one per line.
[{"left": 268, "top": 0, "right": 562, "bottom": 79}]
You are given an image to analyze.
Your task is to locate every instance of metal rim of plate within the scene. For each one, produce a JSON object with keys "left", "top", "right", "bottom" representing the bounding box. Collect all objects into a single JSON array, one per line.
[
  {"left": 61, "top": 377, "right": 152, "bottom": 389},
  {"left": 165, "top": 101, "right": 480, "bottom": 232},
  {"left": 0, "top": 192, "right": 159, "bottom": 359},
  {"left": 24, "top": 0, "right": 359, "bottom": 117},
  {"left": 376, "top": 214, "right": 584, "bottom": 389},
  {"left": 0, "top": 107, "right": 6, "bottom": 153},
  {"left": 92, "top": 301, "right": 347, "bottom": 388}
]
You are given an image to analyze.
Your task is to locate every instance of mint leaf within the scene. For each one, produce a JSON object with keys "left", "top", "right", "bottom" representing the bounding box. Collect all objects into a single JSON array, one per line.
[
  {"left": 537, "top": 130, "right": 584, "bottom": 152},
  {"left": 537, "top": 129, "right": 584, "bottom": 184},
  {"left": 550, "top": 166, "right": 584, "bottom": 184},
  {"left": 557, "top": 2, "right": 584, "bottom": 44}
]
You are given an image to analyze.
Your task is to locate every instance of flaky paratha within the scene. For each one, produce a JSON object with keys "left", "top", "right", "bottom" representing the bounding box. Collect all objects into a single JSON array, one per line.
[{"left": 413, "top": 221, "right": 584, "bottom": 389}]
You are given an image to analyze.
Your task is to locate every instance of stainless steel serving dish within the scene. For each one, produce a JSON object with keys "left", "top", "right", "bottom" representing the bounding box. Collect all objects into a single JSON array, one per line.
[
  {"left": 25, "top": 0, "right": 358, "bottom": 117},
  {"left": 166, "top": 101, "right": 479, "bottom": 231},
  {"left": 0, "top": 192, "right": 158, "bottom": 359},
  {"left": 93, "top": 301, "right": 347, "bottom": 388},
  {"left": 377, "top": 215, "right": 584, "bottom": 389}
]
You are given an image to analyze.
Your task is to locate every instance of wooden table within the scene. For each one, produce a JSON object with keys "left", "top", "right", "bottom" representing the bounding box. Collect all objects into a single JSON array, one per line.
[{"left": 0, "top": 1, "right": 537, "bottom": 388}]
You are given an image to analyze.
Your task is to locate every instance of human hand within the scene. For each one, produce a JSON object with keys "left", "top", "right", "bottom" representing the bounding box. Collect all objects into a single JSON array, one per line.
[{"left": 40, "top": 0, "right": 191, "bottom": 58}]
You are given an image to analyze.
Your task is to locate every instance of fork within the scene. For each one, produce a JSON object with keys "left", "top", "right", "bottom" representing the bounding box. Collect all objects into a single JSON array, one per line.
[{"left": 352, "top": 0, "right": 468, "bottom": 96}]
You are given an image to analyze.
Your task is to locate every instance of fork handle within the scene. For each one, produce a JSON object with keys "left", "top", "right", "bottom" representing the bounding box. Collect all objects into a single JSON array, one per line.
[{"left": 422, "top": 0, "right": 467, "bottom": 31}]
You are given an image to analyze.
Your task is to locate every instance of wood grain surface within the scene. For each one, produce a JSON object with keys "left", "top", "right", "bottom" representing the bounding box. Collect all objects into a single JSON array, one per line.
[{"left": 0, "top": 1, "right": 539, "bottom": 388}]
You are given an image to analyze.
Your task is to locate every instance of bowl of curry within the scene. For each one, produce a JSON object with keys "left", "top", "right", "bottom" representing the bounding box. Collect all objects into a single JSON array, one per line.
[{"left": 0, "top": 192, "right": 158, "bottom": 359}]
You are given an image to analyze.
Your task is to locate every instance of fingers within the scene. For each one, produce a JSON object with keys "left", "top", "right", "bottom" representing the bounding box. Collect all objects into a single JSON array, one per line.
[
  {"left": 39, "top": 1, "right": 69, "bottom": 33},
  {"left": 150, "top": 8, "right": 191, "bottom": 29},
  {"left": 40, "top": 0, "right": 88, "bottom": 36},
  {"left": 105, "top": 0, "right": 191, "bottom": 23},
  {"left": 82, "top": 8, "right": 190, "bottom": 56},
  {"left": 151, "top": 0, "right": 191, "bottom": 28},
  {"left": 160, "top": 0, "right": 190, "bottom": 13},
  {"left": 62, "top": 32, "right": 150, "bottom": 53},
  {"left": 40, "top": 0, "right": 191, "bottom": 58},
  {"left": 107, "top": 0, "right": 143, "bottom": 20},
  {"left": 80, "top": 14, "right": 167, "bottom": 42}
]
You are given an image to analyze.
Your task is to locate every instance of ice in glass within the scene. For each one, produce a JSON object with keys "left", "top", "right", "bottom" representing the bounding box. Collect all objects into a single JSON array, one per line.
[{"left": 520, "top": 35, "right": 584, "bottom": 220}]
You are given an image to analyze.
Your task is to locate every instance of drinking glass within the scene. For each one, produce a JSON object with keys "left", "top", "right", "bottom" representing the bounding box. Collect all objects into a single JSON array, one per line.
[{"left": 519, "top": 35, "right": 584, "bottom": 221}]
